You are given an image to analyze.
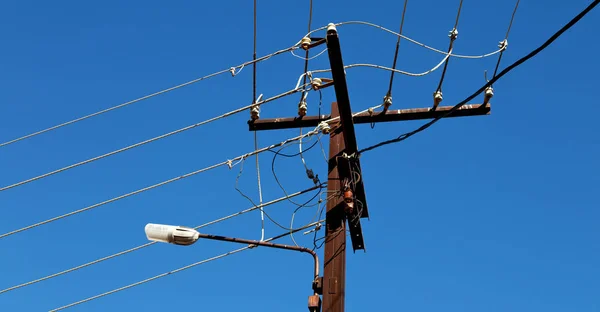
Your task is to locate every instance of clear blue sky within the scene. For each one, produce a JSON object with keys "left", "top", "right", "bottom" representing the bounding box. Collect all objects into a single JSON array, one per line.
[{"left": 1, "top": 0, "right": 599, "bottom": 311}]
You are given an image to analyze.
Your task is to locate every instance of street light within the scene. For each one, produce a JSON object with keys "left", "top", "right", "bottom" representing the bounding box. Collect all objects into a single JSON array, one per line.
[{"left": 145, "top": 223, "right": 322, "bottom": 312}]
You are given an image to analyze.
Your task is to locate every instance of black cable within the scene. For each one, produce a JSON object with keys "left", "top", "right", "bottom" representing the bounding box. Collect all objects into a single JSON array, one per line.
[
  {"left": 491, "top": 0, "right": 520, "bottom": 82},
  {"left": 267, "top": 138, "right": 319, "bottom": 158},
  {"left": 235, "top": 153, "right": 327, "bottom": 231},
  {"left": 312, "top": 194, "right": 329, "bottom": 251},
  {"left": 271, "top": 139, "right": 321, "bottom": 207},
  {"left": 359, "top": 0, "right": 600, "bottom": 154},
  {"left": 318, "top": 89, "right": 322, "bottom": 119},
  {"left": 299, "top": 0, "right": 313, "bottom": 103},
  {"left": 435, "top": 0, "right": 464, "bottom": 93},
  {"left": 386, "top": 0, "right": 409, "bottom": 97},
  {"left": 262, "top": 183, "right": 324, "bottom": 231},
  {"left": 253, "top": 0, "right": 257, "bottom": 102}
]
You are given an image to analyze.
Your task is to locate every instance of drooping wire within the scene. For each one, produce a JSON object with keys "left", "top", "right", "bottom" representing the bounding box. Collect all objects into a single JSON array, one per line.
[
  {"left": 0, "top": 187, "right": 320, "bottom": 295},
  {"left": 48, "top": 220, "right": 325, "bottom": 312},
  {"left": 234, "top": 151, "right": 326, "bottom": 232},
  {"left": 291, "top": 48, "right": 328, "bottom": 60},
  {"left": 386, "top": 0, "right": 409, "bottom": 97},
  {"left": 0, "top": 128, "right": 321, "bottom": 239},
  {"left": 0, "top": 85, "right": 310, "bottom": 192},
  {"left": 358, "top": 0, "right": 600, "bottom": 154},
  {"left": 305, "top": 20, "right": 504, "bottom": 59},
  {"left": 296, "top": 51, "right": 459, "bottom": 84},
  {"left": 0, "top": 45, "right": 301, "bottom": 149},
  {"left": 271, "top": 135, "right": 322, "bottom": 208}
]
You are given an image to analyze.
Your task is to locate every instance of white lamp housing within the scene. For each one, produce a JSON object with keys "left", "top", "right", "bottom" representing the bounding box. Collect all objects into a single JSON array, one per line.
[{"left": 145, "top": 223, "right": 200, "bottom": 246}]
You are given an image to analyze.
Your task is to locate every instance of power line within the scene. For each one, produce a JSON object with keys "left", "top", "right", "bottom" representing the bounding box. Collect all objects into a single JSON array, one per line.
[
  {"left": 49, "top": 219, "right": 325, "bottom": 311},
  {"left": 0, "top": 85, "right": 310, "bottom": 192},
  {"left": 0, "top": 45, "right": 301, "bottom": 149},
  {"left": 233, "top": 149, "right": 326, "bottom": 232},
  {"left": 434, "top": 0, "right": 464, "bottom": 94},
  {"left": 296, "top": 44, "right": 503, "bottom": 86},
  {"left": 319, "top": 20, "right": 505, "bottom": 59},
  {"left": 491, "top": 0, "right": 520, "bottom": 82},
  {"left": 359, "top": 0, "right": 600, "bottom": 154},
  {"left": 386, "top": 0, "right": 409, "bottom": 97},
  {"left": 0, "top": 187, "right": 319, "bottom": 295},
  {"left": 252, "top": 0, "right": 266, "bottom": 241},
  {"left": 0, "top": 128, "right": 323, "bottom": 239},
  {"left": 291, "top": 47, "right": 328, "bottom": 60}
]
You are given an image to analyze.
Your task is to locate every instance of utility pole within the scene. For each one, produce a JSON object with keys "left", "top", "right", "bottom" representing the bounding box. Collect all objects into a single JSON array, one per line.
[{"left": 248, "top": 23, "right": 491, "bottom": 312}]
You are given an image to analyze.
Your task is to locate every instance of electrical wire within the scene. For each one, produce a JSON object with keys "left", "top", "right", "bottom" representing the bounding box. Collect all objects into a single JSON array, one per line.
[
  {"left": 316, "top": 90, "right": 328, "bottom": 163},
  {"left": 295, "top": 52, "right": 454, "bottom": 90},
  {"left": 0, "top": 84, "right": 311, "bottom": 192},
  {"left": 290, "top": 189, "right": 322, "bottom": 246},
  {"left": 0, "top": 45, "right": 301, "bottom": 149},
  {"left": 435, "top": 0, "right": 464, "bottom": 93},
  {"left": 491, "top": 0, "right": 520, "bottom": 83},
  {"left": 0, "top": 187, "right": 319, "bottom": 295},
  {"left": 387, "top": 0, "right": 409, "bottom": 97},
  {"left": 234, "top": 149, "right": 326, "bottom": 232},
  {"left": 252, "top": 0, "right": 266, "bottom": 241},
  {"left": 271, "top": 135, "right": 322, "bottom": 208},
  {"left": 49, "top": 219, "right": 325, "bottom": 312},
  {"left": 269, "top": 103, "right": 381, "bottom": 212},
  {"left": 305, "top": 20, "right": 505, "bottom": 59},
  {"left": 292, "top": 190, "right": 335, "bottom": 247},
  {"left": 358, "top": 0, "right": 600, "bottom": 154},
  {"left": 254, "top": 132, "right": 265, "bottom": 241},
  {"left": 347, "top": 59, "right": 450, "bottom": 77},
  {"left": 297, "top": 0, "right": 315, "bottom": 179},
  {"left": 291, "top": 47, "right": 328, "bottom": 61},
  {"left": 0, "top": 128, "right": 322, "bottom": 240}
]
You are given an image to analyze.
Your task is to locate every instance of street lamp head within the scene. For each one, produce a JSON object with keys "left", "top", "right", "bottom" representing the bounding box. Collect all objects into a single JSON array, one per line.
[{"left": 145, "top": 223, "right": 200, "bottom": 246}]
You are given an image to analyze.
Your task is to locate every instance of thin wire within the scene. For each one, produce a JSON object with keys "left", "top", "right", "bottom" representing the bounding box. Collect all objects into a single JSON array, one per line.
[
  {"left": 271, "top": 139, "right": 320, "bottom": 208},
  {"left": 0, "top": 85, "right": 310, "bottom": 192},
  {"left": 296, "top": 51, "right": 455, "bottom": 89},
  {"left": 329, "top": 20, "right": 502, "bottom": 59},
  {"left": 298, "top": 0, "right": 314, "bottom": 140},
  {"left": 291, "top": 189, "right": 332, "bottom": 247},
  {"left": 317, "top": 90, "right": 327, "bottom": 163},
  {"left": 253, "top": 0, "right": 257, "bottom": 103},
  {"left": 270, "top": 104, "right": 380, "bottom": 210},
  {"left": 348, "top": 58, "right": 450, "bottom": 77},
  {"left": 435, "top": 0, "right": 464, "bottom": 93},
  {"left": 291, "top": 48, "right": 328, "bottom": 60},
  {"left": 387, "top": 0, "right": 409, "bottom": 96},
  {"left": 49, "top": 219, "right": 325, "bottom": 312},
  {"left": 0, "top": 46, "right": 300, "bottom": 149},
  {"left": 492, "top": 0, "right": 520, "bottom": 81},
  {"left": 358, "top": 0, "right": 600, "bottom": 154},
  {"left": 0, "top": 129, "right": 320, "bottom": 239},
  {"left": 233, "top": 154, "right": 323, "bottom": 232},
  {"left": 0, "top": 187, "right": 319, "bottom": 295},
  {"left": 254, "top": 132, "right": 265, "bottom": 241},
  {"left": 299, "top": 128, "right": 309, "bottom": 171},
  {"left": 252, "top": 0, "right": 265, "bottom": 241}
]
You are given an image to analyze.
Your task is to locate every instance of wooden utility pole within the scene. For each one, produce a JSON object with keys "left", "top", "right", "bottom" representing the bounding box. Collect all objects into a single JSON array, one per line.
[{"left": 248, "top": 23, "right": 491, "bottom": 312}]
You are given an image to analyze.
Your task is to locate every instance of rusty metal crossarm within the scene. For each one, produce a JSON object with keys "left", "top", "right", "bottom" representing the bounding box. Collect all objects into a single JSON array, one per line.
[{"left": 248, "top": 104, "right": 490, "bottom": 131}]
